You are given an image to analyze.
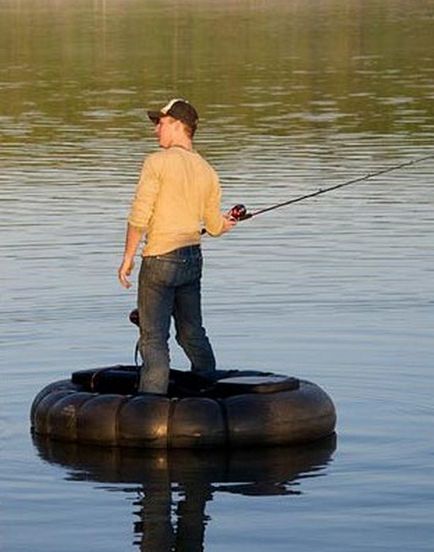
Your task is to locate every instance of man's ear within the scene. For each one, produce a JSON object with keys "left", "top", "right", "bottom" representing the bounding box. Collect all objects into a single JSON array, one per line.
[{"left": 174, "top": 119, "right": 185, "bottom": 131}]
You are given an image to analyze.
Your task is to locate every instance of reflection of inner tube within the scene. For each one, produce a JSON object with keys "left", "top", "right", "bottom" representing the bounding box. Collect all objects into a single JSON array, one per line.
[
  {"left": 33, "top": 434, "right": 336, "bottom": 551},
  {"left": 31, "top": 366, "right": 336, "bottom": 448},
  {"left": 32, "top": 433, "right": 337, "bottom": 493}
]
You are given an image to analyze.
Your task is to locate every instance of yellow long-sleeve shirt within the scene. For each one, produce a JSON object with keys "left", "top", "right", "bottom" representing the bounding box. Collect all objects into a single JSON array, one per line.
[{"left": 128, "top": 145, "right": 225, "bottom": 256}]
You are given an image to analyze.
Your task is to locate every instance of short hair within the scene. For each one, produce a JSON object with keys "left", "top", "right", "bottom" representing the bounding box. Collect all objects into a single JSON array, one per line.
[{"left": 182, "top": 121, "right": 197, "bottom": 139}]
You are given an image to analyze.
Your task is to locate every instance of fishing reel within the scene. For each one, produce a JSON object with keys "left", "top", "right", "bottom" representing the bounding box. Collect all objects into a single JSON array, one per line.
[
  {"left": 129, "top": 308, "right": 140, "bottom": 327},
  {"left": 200, "top": 204, "right": 250, "bottom": 235},
  {"left": 228, "top": 204, "right": 250, "bottom": 221}
]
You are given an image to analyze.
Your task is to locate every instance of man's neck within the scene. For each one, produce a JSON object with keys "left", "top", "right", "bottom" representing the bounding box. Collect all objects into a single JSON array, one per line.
[
  {"left": 168, "top": 136, "right": 192, "bottom": 149},
  {"left": 167, "top": 132, "right": 193, "bottom": 151},
  {"left": 170, "top": 143, "right": 193, "bottom": 151}
]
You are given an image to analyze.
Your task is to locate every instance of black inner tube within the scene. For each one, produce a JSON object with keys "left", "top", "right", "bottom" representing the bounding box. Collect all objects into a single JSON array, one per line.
[{"left": 71, "top": 366, "right": 300, "bottom": 398}]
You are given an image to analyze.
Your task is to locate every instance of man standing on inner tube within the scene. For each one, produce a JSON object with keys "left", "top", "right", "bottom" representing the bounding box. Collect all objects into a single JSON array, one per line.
[{"left": 118, "top": 99, "right": 237, "bottom": 394}]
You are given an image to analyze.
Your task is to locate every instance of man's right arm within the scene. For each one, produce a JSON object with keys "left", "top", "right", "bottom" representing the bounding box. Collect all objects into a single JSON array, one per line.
[{"left": 203, "top": 171, "right": 236, "bottom": 236}]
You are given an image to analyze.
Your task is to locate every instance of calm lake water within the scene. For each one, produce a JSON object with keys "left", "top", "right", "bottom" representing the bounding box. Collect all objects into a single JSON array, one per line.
[{"left": 1, "top": 0, "right": 434, "bottom": 550}]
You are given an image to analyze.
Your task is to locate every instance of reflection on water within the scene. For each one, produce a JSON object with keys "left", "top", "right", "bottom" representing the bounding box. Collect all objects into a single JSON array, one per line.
[
  {"left": 33, "top": 434, "right": 336, "bottom": 551},
  {"left": 1, "top": 0, "right": 433, "bottom": 153}
]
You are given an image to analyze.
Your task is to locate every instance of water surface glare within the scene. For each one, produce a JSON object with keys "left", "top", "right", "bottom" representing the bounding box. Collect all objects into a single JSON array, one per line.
[{"left": 1, "top": 0, "right": 434, "bottom": 551}]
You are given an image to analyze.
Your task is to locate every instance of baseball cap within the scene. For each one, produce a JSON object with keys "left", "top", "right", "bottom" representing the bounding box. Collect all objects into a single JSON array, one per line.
[{"left": 147, "top": 98, "right": 199, "bottom": 129}]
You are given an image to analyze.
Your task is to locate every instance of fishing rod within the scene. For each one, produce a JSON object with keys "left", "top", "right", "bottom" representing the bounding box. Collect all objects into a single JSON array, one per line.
[{"left": 226, "top": 153, "right": 434, "bottom": 223}]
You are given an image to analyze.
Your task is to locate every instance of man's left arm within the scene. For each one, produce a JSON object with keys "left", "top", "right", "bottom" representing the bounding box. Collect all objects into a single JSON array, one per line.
[
  {"left": 118, "top": 223, "right": 144, "bottom": 288},
  {"left": 118, "top": 155, "right": 160, "bottom": 288}
]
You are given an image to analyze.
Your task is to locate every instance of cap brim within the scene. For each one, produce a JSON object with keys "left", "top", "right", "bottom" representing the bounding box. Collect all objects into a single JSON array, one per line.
[{"left": 147, "top": 110, "right": 162, "bottom": 124}]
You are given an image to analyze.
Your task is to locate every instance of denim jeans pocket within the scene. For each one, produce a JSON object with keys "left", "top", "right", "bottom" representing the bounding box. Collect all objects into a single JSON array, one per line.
[
  {"left": 142, "top": 247, "right": 203, "bottom": 287},
  {"left": 143, "top": 256, "right": 186, "bottom": 287}
]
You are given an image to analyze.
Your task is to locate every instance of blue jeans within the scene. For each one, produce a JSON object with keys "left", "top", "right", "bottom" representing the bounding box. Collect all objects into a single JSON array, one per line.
[{"left": 137, "top": 245, "right": 216, "bottom": 394}]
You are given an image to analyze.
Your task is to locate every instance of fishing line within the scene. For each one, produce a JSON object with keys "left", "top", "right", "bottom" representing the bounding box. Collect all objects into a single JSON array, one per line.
[{"left": 228, "top": 153, "right": 434, "bottom": 223}]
